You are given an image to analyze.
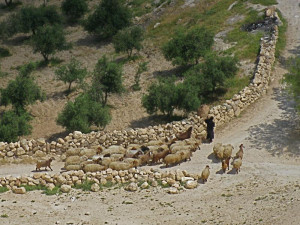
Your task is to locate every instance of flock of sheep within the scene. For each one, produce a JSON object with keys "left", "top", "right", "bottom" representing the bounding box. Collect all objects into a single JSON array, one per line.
[{"left": 35, "top": 128, "right": 244, "bottom": 184}]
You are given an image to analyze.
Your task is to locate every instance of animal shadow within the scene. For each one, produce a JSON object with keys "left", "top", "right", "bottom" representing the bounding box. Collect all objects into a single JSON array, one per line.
[
  {"left": 207, "top": 153, "right": 220, "bottom": 163},
  {"left": 216, "top": 169, "right": 225, "bottom": 174},
  {"left": 227, "top": 169, "right": 237, "bottom": 175}
]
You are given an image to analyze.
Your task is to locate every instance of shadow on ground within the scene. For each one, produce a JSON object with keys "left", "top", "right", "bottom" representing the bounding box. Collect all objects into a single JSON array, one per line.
[{"left": 246, "top": 86, "right": 300, "bottom": 156}]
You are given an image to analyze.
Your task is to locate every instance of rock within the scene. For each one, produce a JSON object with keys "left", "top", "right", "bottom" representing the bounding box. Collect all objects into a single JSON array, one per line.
[
  {"left": 197, "top": 104, "right": 210, "bottom": 118},
  {"left": 99, "top": 135, "right": 106, "bottom": 144},
  {"left": 141, "top": 182, "right": 149, "bottom": 189},
  {"left": 16, "top": 148, "right": 25, "bottom": 156},
  {"left": 37, "top": 138, "right": 46, "bottom": 146},
  {"left": 73, "top": 131, "right": 83, "bottom": 139},
  {"left": 151, "top": 180, "right": 158, "bottom": 187},
  {"left": 126, "top": 182, "right": 138, "bottom": 192},
  {"left": 6, "top": 151, "right": 14, "bottom": 157},
  {"left": 181, "top": 177, "right": 194, "bottom": 183},
  {"left": 47, "top": 183, "right": 56, "bottom": 191},
  {"left": 167, "top": 187, "right": 179, "bottom": 194},
  {"left": 34, "top": 150, "right": 46, "bottom": 157},
  {"left": 154, "top": 22, "right": 160, "bottom": 29},
  {"left": 61, "top": 185, "right": 72, "bottom": 193},
  {"left": 91, "top": 183, "right": 100, "bottom": 192},
  {"left": 13, "top": 187, "right": 26, "bottom": 194},
  {"left": 58, "top": 138, "right": 65, "bottom": 145},
  {"left": 185, "top": 180, "right": 198, "bottom": 189}
]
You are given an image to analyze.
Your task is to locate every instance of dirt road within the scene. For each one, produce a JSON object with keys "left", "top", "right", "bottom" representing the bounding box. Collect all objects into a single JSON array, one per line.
[{"left": 0, "top": 1, "right": 300, "bottom": 224}]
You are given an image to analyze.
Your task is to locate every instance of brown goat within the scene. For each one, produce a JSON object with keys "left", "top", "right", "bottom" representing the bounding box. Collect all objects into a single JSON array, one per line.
[
  {"left": 222, "top": 157, "right": 231, "bottom": 172},
  {"left": 36, "top": 157, "right": 55, "bottom": 171},
  {"left": 139, "top": 151, "right": 152, "bottom": 166},
  {"left": 152, "top": 149, "right": 171, "bottom": 164},
  {"left": 235, "top": 144, "right": 244, "bottom": 159},
  {"left": 175, "top": 127, "right": 193, "bottom": 141}
]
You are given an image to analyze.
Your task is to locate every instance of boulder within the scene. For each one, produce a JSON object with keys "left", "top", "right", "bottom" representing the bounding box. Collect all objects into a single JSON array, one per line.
[
  {"left": 61, "top": 185, "right": 71, "bottom": 193},
  {"left": 185, "top": 180, "right": 198, "bottom": 189},
  {"left": 91, "top": 183, "right": 100, "bottom": 192},
  {"left": 13, "top": 187, "right": 26, "bottom": 194}
]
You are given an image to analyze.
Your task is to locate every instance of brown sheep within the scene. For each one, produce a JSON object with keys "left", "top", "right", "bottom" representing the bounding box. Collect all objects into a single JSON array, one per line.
[
  {"left": 222, "top": 157, "right": 231, "bottom": 172},
  {"left": 36, "top": 157, "right": 55, "bottom": 171},
  {"left": 109, "top": 161, "right": 134, "bottom": 171},
  {"left": 233, "top": 157, "right": 242, "bottom": 174},
  {"left": 163, "top": 152, "right": 184, "bottom": 167},
  {"left": 177, "top": 150, "right": 193, "bottom": 161},
  {"left": 235, "top": 144, "right": 244, "bottom": 160},
  {"left": 175, "top": 127, "right": 193, "bottom": 141},
  {"left": 139, "top": 151, "right": 152, "bottom": 165},
  {"left": 223, "top": 144, "right": 233, "bottom": 159},
  {"left": 152, "top": 149, "right": 171, "bottom": 164},
  {"left": 201, "top": 165, "right": 210, "bottom": 183}
]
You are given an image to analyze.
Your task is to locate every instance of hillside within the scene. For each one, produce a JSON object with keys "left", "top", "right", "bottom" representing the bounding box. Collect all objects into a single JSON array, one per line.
[{"left": 0, "top": 0, "right": 279, "bottom": 140}]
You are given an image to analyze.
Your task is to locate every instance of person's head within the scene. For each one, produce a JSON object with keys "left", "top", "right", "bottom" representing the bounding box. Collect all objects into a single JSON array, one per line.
[{"left": 210, "top": 116, "right": 214, "bottom": 121}]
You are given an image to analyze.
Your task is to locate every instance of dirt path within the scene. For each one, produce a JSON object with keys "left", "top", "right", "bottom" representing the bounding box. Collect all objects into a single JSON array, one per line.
[{"left": 0, "top": 1, "right": 300, "bottom": 225}]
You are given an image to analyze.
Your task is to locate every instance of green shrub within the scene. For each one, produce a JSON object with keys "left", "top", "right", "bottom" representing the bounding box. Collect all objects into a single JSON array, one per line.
[
  {"left": 93, "top": 55, "right": 124, "bottom": 105},
  {"left": 57, "top": 94, "right": 111, "bottom": 133},
  {"left": 0, "top": 63, "right": 44, "bottom": 112},
  {"left": 0, "top": 110, "right": 32, "bottom": 142},
  {"left": 18, "top": 5, "right": 62, "bottom": 35},
  {"left": 84, "top": 0, "right": 132, "bottom": 39},
  {"left": 55, "top": 57, "right": 87, "bottom": 92},
  {"left": 250, "top": 0, "right": 278, "bottom": 6},
  {"left": 113, "top": 26, "right": 144, "bottom": 58},
  {"left": 31, "top": 24, "right": 68, "bottom": 61},
  {"left": 0, "top": 186, "right": 9, "bottom": 193},
  {"left": 0, "top": 47, "right": 11, "bottom": 58},
  {"left": 61, "top": 0, "right": 88, "bottom": 23},
  {"left": 162, "top": 26, "right": 214, "bottom": 66},
  {"left": 73, "top": 179, "right": 95, "bottom": 191}
]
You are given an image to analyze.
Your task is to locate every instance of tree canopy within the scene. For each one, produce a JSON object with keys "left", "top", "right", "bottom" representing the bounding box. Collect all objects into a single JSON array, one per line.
[
  {"left": 31, "top": 24, "right": 68, "bottom": 61},
  {"left": 93, "top": 56, "right": 124, "bottom": 105},
  {"left": 55, "top": 57, "right": 87, "bottom": 92},
  {"left": 162, "top": 27, "right": 214, "bottom": 66},
  {"left": 84, "top": 0, "right": 132, "bottom": 39},
  {"left": 113, "top": 26, "right": 144, "bottom": 58}
]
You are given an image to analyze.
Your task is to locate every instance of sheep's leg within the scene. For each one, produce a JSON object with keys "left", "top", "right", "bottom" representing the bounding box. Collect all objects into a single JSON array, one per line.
[{"left": 49, "top": 165, "right": 53, "bottom": 171}]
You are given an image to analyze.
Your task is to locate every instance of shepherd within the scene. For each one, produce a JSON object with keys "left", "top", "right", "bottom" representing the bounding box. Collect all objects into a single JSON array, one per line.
[{"left": 205, "top": 116, "right": 215, "bottom": 143}]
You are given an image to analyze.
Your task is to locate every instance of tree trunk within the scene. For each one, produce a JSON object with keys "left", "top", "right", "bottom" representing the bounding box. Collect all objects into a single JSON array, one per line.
[
  {"left": 68, "top": 82, "right": 72, "bottom": 93},
  {"left": 42, "top": 53, "right": 49, "bottom": 62},
  {"left": 104, "top": 92, "right": 108, "bottom": 106},
  {"left": 5, "top": 0, "right": 12, "bottom": 6}
]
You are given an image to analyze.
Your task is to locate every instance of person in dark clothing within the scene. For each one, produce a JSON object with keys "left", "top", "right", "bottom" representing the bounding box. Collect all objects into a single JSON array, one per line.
[{"left": 205, "top": 116, "right": 215, "bottom": 143}]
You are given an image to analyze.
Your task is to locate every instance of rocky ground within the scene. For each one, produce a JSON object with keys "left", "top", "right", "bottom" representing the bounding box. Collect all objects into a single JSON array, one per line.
[{"left": 0, "top": 0, "right": 300, "bottom": 224}]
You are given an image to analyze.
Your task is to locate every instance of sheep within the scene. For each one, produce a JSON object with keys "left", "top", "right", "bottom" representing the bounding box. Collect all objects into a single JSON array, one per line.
[
  {"left": 66, "top": 148, "right": 80, "bottom": 157},
  {"left": 101, "top": 145, "right": 126, "bottom": 155},
  {"left": 125, "top": 149, "right": 144, "bottom": 158},
  {"left": 36, "top": 157, "right": 55, "bottom": 171},
  {"left": 122, "top": 158, "right": 141, "bottom": 168},
  {"left": 213, "top": 143, "right": 224, "bottom": 159},
  {"left": 83, "top": 164, "right": 106, "bottom": 173},
  {"left": 223, "top": 144, "right": 233, "bottom": 159},
  {"left": 139, "top": 151, "right": 152, "bottom": 166},
  {"left": 175, "top": 127, "right": 193, "bottom": 141},
  {"left": 65, "top": 155, "right": 87, "bottom": 167},
  {"left": 110, "top": 153, "right": 125, "bottom": 161},
  {"left": 232, "top": 157, "right": 242, "bottom": 174},
  {"left": 109, "top": 161, "right": 134, "bottom": 171},
  {"left": 152, "top": 149, "right": 171, "bottom": 164},
  {"left": 170, "top": 144, "right": 197, "bottom": 154},
  {"left": 222, "top": 159, "right": 227, "bottom": 173},
  {"left": 201, "top": 165, "right": 210, "bottom": 183},
  {"left": 177, "top": 150, "right": 193, "bottom": 161},
  {"left": 163, "top": 152, "right": 184, "bottom": 167},
  {"left": 235, "top": 144, "right": 244, "bottom": 160},
  {"left": 100, "top": 157, "right": 112, "bottom": 168},
  {"left": 127, "top": 144, "right": 140, "bottom": 150},
  {"left": 79, "top": 148, "right": 97, "bottom": 159},
  {"left": 65, "top": 164, "right": 82, "bottom": 171},
  {"left": 222, "top": 157, "right": 231, "bottom": 172}
]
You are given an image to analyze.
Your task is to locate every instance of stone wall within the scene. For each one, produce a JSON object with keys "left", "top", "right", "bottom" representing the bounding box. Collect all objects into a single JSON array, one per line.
[
  {"left": 1, "top": 168, "right": 200, "bottom": 194},
  {"left": 0, "top": 10, "right": 279, "bottom": 164}
]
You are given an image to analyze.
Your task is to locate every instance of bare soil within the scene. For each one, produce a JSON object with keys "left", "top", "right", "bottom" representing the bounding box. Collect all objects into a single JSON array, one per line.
[{"left": 0, "top": 0, "right": 300, "bottom": 225}]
